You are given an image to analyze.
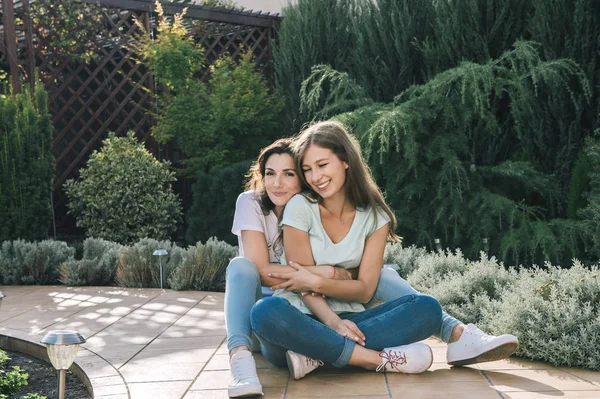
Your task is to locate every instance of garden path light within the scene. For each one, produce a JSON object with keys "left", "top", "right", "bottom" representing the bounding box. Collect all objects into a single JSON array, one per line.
[
  {"left": 40, "top": 330, "right": 86, "bottom": 399},
  {"left": 483, "top": 238, "right": 490, "bottom": 254},
  {"left": 153, "top": 249, "right": 168, "bottom": 289}
]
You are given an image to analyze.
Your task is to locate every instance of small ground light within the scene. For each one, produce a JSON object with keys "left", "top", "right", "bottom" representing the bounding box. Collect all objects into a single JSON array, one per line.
[
  {"left": 483, "top": 238, "right": 490, "bottom": 253},
  {"left": 0, "top": 291, "right": 5, "bottom": 310},
  {"left": 153, "top": 249, "right": 168, "bottom": 289},
  {"left": 40, "top": 330, "right": 86, "bottom": 399},
  {"left": 434, "top": 238, "right": 442, "bottom": 251}
]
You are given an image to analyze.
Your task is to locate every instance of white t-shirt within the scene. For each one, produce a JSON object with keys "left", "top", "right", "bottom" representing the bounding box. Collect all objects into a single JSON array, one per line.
[
  {"left": 231, "top": 191, "right": 283, "bottom": 263},
  {"left": 276, "top": 193, "right": 391, "bottom": 314}
]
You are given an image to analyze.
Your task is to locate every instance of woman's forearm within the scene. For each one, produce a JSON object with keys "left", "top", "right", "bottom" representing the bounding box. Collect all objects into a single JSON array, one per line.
[
  {"left": 258, "top": 264, "right": 333, "bottom": 287},
  {"left": 314, "top": 278, "right": 375, "bottom": 303},
  {"left": 300, "top": 294, "right": 340, "bottom": 327}
]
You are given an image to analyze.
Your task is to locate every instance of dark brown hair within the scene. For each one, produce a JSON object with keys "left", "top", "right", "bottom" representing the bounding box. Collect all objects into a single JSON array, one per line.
[
  {"left": 292, "top": 120, "right": 399, "bottom": 241},
  {"left": 245, "top": 138, "right": 295, "bottom": 215}
]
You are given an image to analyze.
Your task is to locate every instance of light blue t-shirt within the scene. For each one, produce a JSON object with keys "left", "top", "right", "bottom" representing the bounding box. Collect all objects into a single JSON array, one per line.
[{"left": 275, "top": 194, "right": 391, "bottom": 314}]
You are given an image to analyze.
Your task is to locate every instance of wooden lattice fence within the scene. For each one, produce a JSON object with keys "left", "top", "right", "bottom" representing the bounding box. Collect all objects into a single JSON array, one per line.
[{"left": 0, "top": 0, "right": 280, "bottom": 236}]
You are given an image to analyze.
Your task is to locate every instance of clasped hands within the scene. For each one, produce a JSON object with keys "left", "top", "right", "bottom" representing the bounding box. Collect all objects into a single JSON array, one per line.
[{"left": 268, "top": 261, "right": 351, "bottom": 296}]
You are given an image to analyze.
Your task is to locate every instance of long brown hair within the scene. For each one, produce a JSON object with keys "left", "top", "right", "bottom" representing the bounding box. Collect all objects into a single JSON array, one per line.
[
  {"left": 245, "top": 138, "right": 294, "bottom": 215},
  {"left": 292, "top": 120, "right": 399, "bottom": 241}
]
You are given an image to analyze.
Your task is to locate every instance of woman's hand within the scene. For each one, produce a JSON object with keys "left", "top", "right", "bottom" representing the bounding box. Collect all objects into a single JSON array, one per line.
[
  {"left": 328, "top": 318, "right": 366, "bottom": 346},
  {"left": 268, "top": 261, "right": 322, "bottom": 293},
  {"left": 333, "top": 267, "right": 353, "bottom": 280}
]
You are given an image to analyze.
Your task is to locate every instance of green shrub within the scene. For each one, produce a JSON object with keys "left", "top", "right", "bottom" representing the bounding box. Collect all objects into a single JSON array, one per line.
[
  {"left": 567, "top": 150, "right": 593, "bottom": 219},
  {"left": 579, "top": 131, "right": 600, "bottom": 259},
  {"left": 156, "top": 50, "right": 284, "bottom": 172},
  {"left": 385, "top": 244, "right": 518, "bottom": 323},
  {"left": 186, "top": 160, "right": 251, "bottom": 245},
  {"left": 385, "top": 243, "right": 600, "bottom": 370},
  {"left": 481, "top": 261, "right": 600, "bottom": 370},
  {"left": 408, "top": 250, "right": 518, "bottom": 324},
  {"left": 59, "top": 238, "right": 124, "bottom": 286},
  {"left": 273, "top": 0, "right": 356, "bottom": 132},
  {"left": 134, "top": 4, "right": 283, "bottom": 172},
  {"left": 169, "top": 237, "right": 237, "bottom": 291},
  {"left": 383, "top": 243, "right": 428, "bottom": 278},
  {"left": 115, "top": 239, "right": 185, "bottom": 288},
  {"left": 313, "top": 41, "right": 591, "bottom": 266},
  {"left": 64, "top": 132, "right": 182, "bottom": 244},
  {"left": 0, "top": 82, "right": 54, "bottom": 242},
  {"left": 0, "top": 240, "right": 75, "bottom": 285}
]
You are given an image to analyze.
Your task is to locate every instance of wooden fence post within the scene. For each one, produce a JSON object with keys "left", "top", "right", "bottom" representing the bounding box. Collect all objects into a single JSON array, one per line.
[
  {"left": 22, "top": 0, "right": 37, "bottom": 91},
  {"left": 2, "top": 0, "right": 20, "bottom": 93}
]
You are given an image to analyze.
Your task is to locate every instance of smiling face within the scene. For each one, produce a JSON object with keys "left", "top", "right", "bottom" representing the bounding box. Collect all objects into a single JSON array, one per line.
[
  {"left": 301, "top": 145, "right": 348, "bottom": 200},
  {"left": 264, "top": 153, "right": 301, "bottom": 214}
]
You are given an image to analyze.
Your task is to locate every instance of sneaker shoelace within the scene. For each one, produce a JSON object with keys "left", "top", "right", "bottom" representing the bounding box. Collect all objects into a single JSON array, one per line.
[
  {"left": 465, "top": 325, "right": 494, "bottom": 344},
  {"left": 231, "top": 355, "right": 259, "bottom": 383},
  {"left": 376, "top": 349, "right": 407, "bottom": 372},
  {"left": 305, "top": 356, "right": 324, "bottom": 368}
]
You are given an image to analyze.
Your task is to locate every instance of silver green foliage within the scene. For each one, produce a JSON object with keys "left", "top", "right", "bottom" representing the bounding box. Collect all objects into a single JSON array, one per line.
[
  {"left": 169, "top": 237, "right": 238, "bottom": 291},
  {"left": 115, "top": 238, "right": 186, "bottom": 289},
  {"left": 0, "top": 239, "right": 75, "bottom": 285},
  {"left": 58, "top": 238, "right": 124, "bottom": 286},
  {"left": 386, "top": 243, "right": 600, "bottom": 370}
]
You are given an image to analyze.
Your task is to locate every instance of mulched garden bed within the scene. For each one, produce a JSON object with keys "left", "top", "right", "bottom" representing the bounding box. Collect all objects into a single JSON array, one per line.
[{"left": 5, "top": 350, "right": 91, "bottom": 399}]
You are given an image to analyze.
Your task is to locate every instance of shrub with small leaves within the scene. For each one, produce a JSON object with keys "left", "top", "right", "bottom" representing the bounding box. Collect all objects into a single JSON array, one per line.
[
  {"left": 115, "top": 239, "right": 186, "bottom": 288},
  {"left": 169, "top": 237, "right": 237, "bottom": 291},
  {"left": 480, "top": 261, "right": 600, "bottom": 370},
  {"left": 383, "top": 243, "right": 428, "bottom": 278},
  {"left": 64, "top": 132, "right": 182, "bottom": 244},
  {"left": 59, "top": 238, "right": 124, "bottom": 286},
  {"left": 387, "top": 246, "right": 518, "bottom": 324},
  {"left": 0, "top": 240, "right": 75, "bottom": 285}
]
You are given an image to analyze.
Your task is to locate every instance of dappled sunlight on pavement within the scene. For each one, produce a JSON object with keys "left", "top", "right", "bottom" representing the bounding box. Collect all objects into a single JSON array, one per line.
[{"left": 1, "top": 285, "right": 599, "bottom": 398}]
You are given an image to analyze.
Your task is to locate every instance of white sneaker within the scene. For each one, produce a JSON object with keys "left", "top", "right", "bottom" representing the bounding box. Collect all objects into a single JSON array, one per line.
[
  {"left": 446, "top": 323, "right": 519, "bottom": 366},
  {"left": 286, "top": 350, "right": 324, "bottom": 380},
  {"left": 376, "top": 343, "right": 433, "bottom": 374},
  {"left": 228, "top": 350, "right": 263, "bottom": 397}
]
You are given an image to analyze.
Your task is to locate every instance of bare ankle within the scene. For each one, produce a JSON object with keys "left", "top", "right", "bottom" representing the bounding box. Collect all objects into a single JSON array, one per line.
[
  {"left": 448, "top": 324, "right": 465, "bottom": 343},
  {"left": 230, "top": 345, "right": 251, "bottom": 360}
]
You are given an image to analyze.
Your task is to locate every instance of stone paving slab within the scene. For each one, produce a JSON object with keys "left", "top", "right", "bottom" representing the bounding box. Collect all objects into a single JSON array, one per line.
[{"left": 1, "top": 285, "right": 599, "bottom": 399}]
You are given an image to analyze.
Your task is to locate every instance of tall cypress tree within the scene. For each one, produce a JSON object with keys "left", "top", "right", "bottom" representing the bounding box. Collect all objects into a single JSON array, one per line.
[{"left": 0, "top": 83, "right": 54, "bottom": 241}]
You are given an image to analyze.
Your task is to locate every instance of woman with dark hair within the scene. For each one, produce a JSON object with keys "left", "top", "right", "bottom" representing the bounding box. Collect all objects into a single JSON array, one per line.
[
  {"left": 250, "top": 121, "right": 518, "bottom": 380},
  {"left": 225, "top": 138, "right": 353, "bottom": 397}
]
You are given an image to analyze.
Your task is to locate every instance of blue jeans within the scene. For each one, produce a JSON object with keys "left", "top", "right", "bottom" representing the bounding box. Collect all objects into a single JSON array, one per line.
[
  {"left": 224, "top": 258, "right": 461, "bottom": 353},
  {"left": 367, "top": 268, "right": 461, "bottom": 342},
  {"left": 251, "top": 294, "right": 442, "bottom": 368},
  {"left": 224, "top": 257, "right": 263, "bottom": 351}
]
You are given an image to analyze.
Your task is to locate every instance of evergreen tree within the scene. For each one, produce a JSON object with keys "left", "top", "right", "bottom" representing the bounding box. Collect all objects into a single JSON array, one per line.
[
  {"left": 273, "top": 0, "right": 356, "bottom": 133},
  {"left": 0, "top": 83, "right": 54, "bottom": 241},
  {"left": 303, "top": 42, "right": 591, "bottom": 265}
]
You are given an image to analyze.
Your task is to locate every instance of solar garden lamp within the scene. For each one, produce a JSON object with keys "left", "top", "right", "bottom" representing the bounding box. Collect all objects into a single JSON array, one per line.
[
  {"left": 40, "top": 330, "right": 86, "bottom": 399},
  {"left": 153, "top": 249, "right": 168, "bottom": 289},
  {"left": 0, "top": 291, "right": 5, "bottom": 310},
  {"left": 483, "top": 238, "right": 490, "bottom": 254},
  {"left": 434, "top": 238, "right": 442, "bottom": 252}
]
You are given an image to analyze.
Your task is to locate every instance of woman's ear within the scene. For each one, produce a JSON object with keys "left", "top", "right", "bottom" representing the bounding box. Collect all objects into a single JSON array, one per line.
[{"left": 344, "top": 162, "right": 349, "bottom": 169}]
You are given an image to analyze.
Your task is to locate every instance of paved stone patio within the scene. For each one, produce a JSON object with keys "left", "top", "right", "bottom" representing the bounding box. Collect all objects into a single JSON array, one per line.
[{"left": 0, "top": 285, "right": 599, "bottom": 398}]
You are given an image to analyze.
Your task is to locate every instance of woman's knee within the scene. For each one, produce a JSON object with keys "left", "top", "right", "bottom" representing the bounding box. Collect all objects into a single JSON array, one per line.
[
  {"left": 226, "top": 256, "right": 260, "bottom": 282},
  {"left": 414, "top": 294, "right": 443, "bottom": 331},
  {"left": 250, "top": 296, "right": 288, "bottom": 333}
]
